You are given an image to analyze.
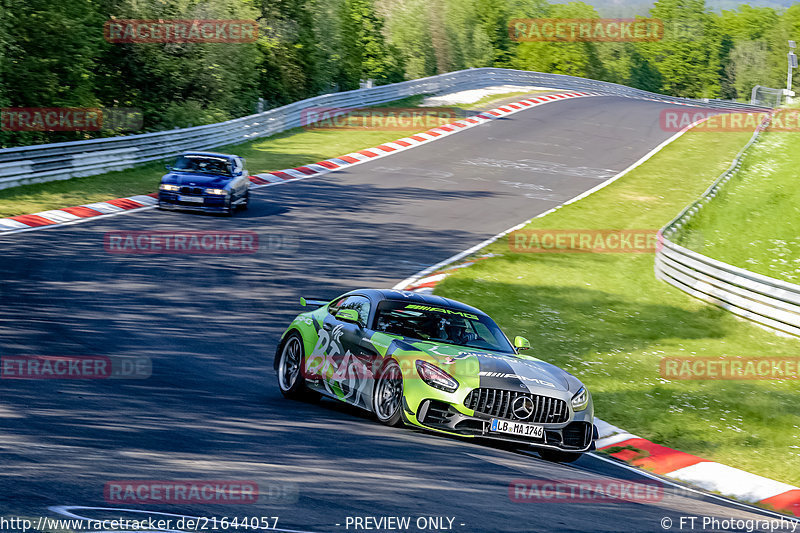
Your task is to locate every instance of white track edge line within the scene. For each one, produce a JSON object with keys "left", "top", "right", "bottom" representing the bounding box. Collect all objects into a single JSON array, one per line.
[{"left": 392, "top": 119, "right": 698, "bottom": 290}]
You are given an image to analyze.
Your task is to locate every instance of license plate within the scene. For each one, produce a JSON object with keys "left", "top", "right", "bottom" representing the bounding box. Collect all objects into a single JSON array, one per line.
[
  {"left": 178, "top": 195, "right": 204, "bottom": 203},
  {"left": 490, "top": 418, "right": 544, "bottom": 438}
]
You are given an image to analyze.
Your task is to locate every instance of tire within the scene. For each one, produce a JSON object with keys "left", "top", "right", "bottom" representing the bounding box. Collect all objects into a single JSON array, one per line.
[
  {"left": 241, "top": 190, "right": 250, "bottom": 211},
  {"left": 372, "top": 359, "right": 404, "bottom": 426},
  {"left": 276, "top": 334, "right": 319, "bottom": 401},
  {"left": 538, "top": 449, "right": 584, "bottom": 463}
]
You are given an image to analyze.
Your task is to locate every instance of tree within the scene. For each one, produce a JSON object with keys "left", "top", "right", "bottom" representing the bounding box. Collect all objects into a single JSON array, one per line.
[
  {"left": 475, "top": 0, "right": 513, "bottom": 66},
  {"left": 2, "top": 0, "right": 105, "bottom": 145},
  {"left": 638, "top": 0, "right": 722, "bottom": 98},
  {"left": 726, "top": 40, "right": 769, "bottom": 99},
  {"left": 512, "top": 2, "right": 602, "bottom": 77},
  {"left": 338, "top": 0, "right": 403, "bottom": 89},
  {"left": 383, "top": 0, "right": 437, "bottom": 78}
]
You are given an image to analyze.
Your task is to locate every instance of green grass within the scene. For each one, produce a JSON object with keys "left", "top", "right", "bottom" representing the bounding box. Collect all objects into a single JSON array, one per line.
[
  {"left": 434, "top": 128, "right": 800, "bottom": 487},
  {"left": 0, "top": 91, "right": 541, "bottom": 218},
  {"left": 675, "top": 119, "right": 800, "bottom": 283}
]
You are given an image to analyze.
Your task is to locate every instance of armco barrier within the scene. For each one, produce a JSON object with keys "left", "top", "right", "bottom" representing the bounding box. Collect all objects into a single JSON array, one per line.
[
  {"left": 0, "top": 68, "right": 767, "bottom": 191},
  {"left": 655, "top": 115, "right": 800, "bottom": 337}
]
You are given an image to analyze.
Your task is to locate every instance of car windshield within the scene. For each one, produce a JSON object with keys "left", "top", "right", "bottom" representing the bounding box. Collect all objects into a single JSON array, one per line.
[
  {"left": 374, "top": 300, "right": 515, "bottom": 353},
  {"left": 172, "top": 155, "right": 232, "bottom": 176}
]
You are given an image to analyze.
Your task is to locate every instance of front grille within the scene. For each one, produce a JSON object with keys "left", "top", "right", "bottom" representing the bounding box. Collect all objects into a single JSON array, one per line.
[
  {"left": 464, "top": 388, "right": 569, "bottom": 424},
  {"left": 179, "top": 186, "right": 204, "bottom": 195}
]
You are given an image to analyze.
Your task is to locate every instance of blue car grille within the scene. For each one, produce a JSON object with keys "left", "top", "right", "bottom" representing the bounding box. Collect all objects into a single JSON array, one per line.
[{"left": 464, "top": 388, "right": 569, "bottom": 424}]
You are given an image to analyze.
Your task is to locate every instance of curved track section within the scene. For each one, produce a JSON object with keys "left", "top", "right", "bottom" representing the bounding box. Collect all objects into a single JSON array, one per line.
[{"left": 0, "top": 96, "right": 789, "bottom": 532}]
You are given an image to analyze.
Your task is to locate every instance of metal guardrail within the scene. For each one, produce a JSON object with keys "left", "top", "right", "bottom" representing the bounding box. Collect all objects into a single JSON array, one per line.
[
  {"left": 655, "top": 115, "right": 800, "bottom": 337},
  {"left": 0, "top": 68, "right": 766, "bottom": 191}
]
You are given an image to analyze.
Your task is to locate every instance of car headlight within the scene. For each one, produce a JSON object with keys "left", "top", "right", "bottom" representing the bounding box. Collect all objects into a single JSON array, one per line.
[
  {"left": 571, "top": 387, "right": 589, "bottom": 411},
  {"left": 159, "top": 184, "right": 179, "bottom": 191},
  {"left": 205, "top": 188, "right": 228, "bottom": 195},
  {"left": 415, "top": 360, "right": 459, "bottom": 393}
]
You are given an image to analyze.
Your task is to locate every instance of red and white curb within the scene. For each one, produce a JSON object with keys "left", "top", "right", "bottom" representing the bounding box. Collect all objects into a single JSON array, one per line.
[
  {"left": 595, "top": 420, "right": 800, "bottom": 516},
  {"left": 0, "top": 194, "right": 159, "bottom": 234},
  {"left": 0, "top": 89, "right": 723, "bottom": 237}
]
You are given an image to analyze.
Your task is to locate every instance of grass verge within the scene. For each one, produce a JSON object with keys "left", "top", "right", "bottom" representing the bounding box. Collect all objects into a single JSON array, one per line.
[
  {"left": 674, "top": 116, "right": 800, "bottom": 284},
  {"left": 434, "top": 128, "right": 800, "bottom": 486},
  {"left": 0, "top": 91, "right": 543, "bottom": 218}
]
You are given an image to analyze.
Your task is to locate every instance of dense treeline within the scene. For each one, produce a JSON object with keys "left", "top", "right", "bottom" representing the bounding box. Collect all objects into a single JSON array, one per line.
[{"left": 0, "top": 0, "right": 798, "bottom": 147}]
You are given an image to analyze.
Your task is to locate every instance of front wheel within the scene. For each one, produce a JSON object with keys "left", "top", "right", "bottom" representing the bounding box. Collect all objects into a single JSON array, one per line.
[
  {"left": 277, "top": 334, "right": 318, "bottom": 401},
  {"left": 372, "top": 359, "right": 404, "bottom": 426},
  {"left": 538, "top": 449, "right": 584, "bottom": 463}
]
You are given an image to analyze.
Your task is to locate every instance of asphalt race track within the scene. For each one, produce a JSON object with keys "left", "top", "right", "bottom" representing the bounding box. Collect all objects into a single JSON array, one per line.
[{"left": 0, "top": 95, "right": 791, "bottom": 533}]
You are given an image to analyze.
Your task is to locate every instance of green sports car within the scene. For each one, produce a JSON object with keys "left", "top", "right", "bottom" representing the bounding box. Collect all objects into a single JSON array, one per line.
[{"left": 274, "top": 289, "right": 597, "bottom": 462}]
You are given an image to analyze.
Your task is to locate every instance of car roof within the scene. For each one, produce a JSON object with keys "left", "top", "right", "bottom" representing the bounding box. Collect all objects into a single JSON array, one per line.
[
  {"left": 179, "top": 151, "right": 238, "bottom": 160},
  {"left": 348, "top": 289, "right": 488, "bottom": 316}
]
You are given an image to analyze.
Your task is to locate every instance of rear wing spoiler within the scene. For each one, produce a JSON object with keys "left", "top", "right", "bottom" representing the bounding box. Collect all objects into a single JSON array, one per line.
[{"left": 300, "top": 297, "right": 329, "bottom": 308}]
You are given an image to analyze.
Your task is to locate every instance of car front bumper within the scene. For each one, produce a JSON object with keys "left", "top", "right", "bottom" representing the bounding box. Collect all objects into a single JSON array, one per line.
[
  {"left": 405, "top": 398, "right": 596, "bottom": 452},
  {"left": 158, "top": 192, "right": 229, "bottom": 212}
]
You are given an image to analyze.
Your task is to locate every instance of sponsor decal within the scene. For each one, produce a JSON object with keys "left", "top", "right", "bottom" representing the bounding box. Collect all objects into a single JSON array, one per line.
[
  {"left": 104, "top": 19, "right": 258, "bottom": 43},
  {"left": 509, "top": 229, "right": 660, "bottom": 254},
  {"left": 479, "top": 371, "right": 556, "bottom": 388},
  {"left": 306, "top": 325, "right": 372, "bottom": 405},
  {"left": 660, "top": 357, "right": 800, "bottom": 380},
  {"left": 509, "top": 18, "right": 663, "bottom": 42},
  {"left": 403, "top": 304, "right": 480, "bottom": 320}
]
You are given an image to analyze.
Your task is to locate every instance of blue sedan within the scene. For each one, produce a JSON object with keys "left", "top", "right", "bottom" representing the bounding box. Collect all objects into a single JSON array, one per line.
[{"left": 157, "top": 152, "right": 250, "bottom": 216}]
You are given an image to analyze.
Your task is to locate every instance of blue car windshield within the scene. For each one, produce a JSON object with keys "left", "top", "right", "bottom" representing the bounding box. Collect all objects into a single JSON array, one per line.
[
  {"left": 374, "top": 300, "right": 515, "bottom": 353},
  {"left": 172, "top": 155, "right": 232, "bottom": 176}
]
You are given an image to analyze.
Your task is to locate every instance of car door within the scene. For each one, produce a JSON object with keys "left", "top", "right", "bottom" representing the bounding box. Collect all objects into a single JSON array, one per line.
[{"left": 317, "top": 295, "right": 377, "bottom": 409}]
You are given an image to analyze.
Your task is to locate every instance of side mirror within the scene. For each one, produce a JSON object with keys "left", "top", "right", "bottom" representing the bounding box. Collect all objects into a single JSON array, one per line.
[
  {"left": 514, "top": 336, "right": 531, "bottom": 351},
  {"left": 300, "top": 297, "right": 307, "bottom": 307},
  {"left": 335, "top": 308, "right": 360, "bottom": 324}
]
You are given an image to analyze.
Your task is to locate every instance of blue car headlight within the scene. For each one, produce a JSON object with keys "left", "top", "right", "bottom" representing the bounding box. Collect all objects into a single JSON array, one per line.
[
  {"left": 159, "top": 184, "right": 179, "bottom": 191},
  {"left": 416, "top": 360, "right": 459, "bottom": 392},
  {"left": 205, "top": 188, "right": 228, "bottom": 195}
]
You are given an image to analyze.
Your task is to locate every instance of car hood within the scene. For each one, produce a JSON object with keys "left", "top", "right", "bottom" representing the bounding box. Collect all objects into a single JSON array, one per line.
[
  {"left": 161, "top": 172, "right": 232, "bottom": 188},
  {"left": 393, "top": 339, "right": 582, "bottom": 396}
]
